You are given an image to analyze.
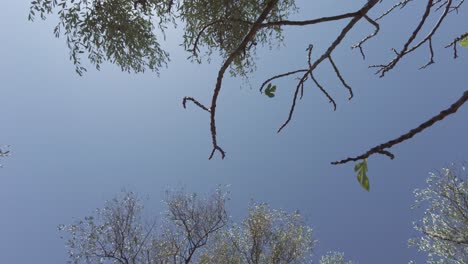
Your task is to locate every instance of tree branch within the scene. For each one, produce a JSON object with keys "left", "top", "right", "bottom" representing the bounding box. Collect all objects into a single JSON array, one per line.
[{"left": 332, "top": 90, "right": 468, "bottom": 165}]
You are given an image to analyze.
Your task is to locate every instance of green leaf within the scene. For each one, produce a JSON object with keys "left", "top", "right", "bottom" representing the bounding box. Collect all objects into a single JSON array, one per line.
[
  {"left": 355, "top": 159, "right": 370, "bottom": 191},
  {"left": 460, "top": 36, "right": 468, "bottom": 48},
  {"left": 265, "top": 83, "right": 277, "bottom": 98}
]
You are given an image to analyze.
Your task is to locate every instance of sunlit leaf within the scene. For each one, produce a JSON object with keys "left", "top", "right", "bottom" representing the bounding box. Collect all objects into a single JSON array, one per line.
[
  {"left": 355, "top": 159, "right": 370, "bottom": 191},
  {"left": 460, "top": 36, "right": 468, "bottom": 47}
]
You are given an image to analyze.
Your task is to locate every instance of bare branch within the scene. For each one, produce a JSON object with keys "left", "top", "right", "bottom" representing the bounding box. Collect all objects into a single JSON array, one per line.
[
  {"left": 375, "top": 0, "right": 413, "bottom": 21},
  {"left": 328, "top": 56, "right": 353, "bottom": 100},
  {"left": 307, "top": 45, "right": 336, "bottom": 111},
  {"left": 372, "top": 0, "right": 455, "bottom": 76},
  {"left": 259, "top": 11, "right": 359, "bottom": 28},
  {"left": 332, "top": 90, "right": 468, "bottom": 165},
  {"left": 419, "top": 38, "right": 435, "bottom": 69},
  {"left": 183, "top": 96, "right": 211, "bottom": 113},
  {"left": 352, "top": 15, "right": 380, "bottom": 60}
]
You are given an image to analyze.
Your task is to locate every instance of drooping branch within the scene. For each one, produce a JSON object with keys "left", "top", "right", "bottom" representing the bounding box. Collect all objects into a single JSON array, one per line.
[
  {"left": 185, "top": 0, "right": 280, "bottom": 160},
  {"left": 332, "top": 90, "right": 468, "bottom": 165}
]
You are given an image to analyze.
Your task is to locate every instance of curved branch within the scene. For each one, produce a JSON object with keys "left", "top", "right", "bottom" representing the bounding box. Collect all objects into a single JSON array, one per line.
[
  {"left": 182, "top": 97, "right": 210, "bottom": 113},
  {"left": 206, "top": 0, "right": 280, "bottom": 159},
  {"left": 332, "top": 90, "right": 468, "bottom": 165},
  {"left": 259, "top": 69, "right": 307, "bottom": 93}
]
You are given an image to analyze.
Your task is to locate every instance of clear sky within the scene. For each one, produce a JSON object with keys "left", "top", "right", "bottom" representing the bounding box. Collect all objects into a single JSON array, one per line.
[{"left": 0, "top": 1, "right": 467, "bottom": 263}]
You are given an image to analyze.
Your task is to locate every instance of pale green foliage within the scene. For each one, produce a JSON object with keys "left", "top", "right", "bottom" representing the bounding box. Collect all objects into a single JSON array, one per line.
[
  {"left": 201, "top": 203, "right": 315, "bottom": 264},
  {"left": 59, "top": 189, "right": 316, "bottom": 263},
  {"left": 354, "top": 159, "right": 370, "bottom": 191},
  {"left": 181, "top": 0, "right": 297, "bottom": 76},
  {"left": 319, "top": 251, "right": 357, "bottom": 264},
  {"left": 29, "top": 0, "right": 297, "bottom": 76},
  {"left": 460, "top": 36, "right": 468, "bottom": 47},
  {"left": 409, "top": 164, "right": 468, "bottom": 264}
]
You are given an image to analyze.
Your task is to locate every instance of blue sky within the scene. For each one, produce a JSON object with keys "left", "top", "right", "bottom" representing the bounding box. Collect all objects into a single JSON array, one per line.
[{"left": 0, "top": 1, "right": 467, "bottom": 263}]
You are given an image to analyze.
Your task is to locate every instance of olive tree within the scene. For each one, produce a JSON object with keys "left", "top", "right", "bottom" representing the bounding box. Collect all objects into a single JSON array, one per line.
[
  {"left": 409, "top": 164, "right": 468, "bottom": 263},
  {"left": 58, "top": 189, "right": 319, "bottom": 263},
  {"left": 29, "top": 0, "right": 468, "bottom": 189}
]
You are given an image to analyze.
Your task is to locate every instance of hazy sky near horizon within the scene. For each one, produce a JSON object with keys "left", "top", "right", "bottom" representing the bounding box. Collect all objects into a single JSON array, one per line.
[{"left": 0, "top": 1, "right": 467, "bottom": 263}]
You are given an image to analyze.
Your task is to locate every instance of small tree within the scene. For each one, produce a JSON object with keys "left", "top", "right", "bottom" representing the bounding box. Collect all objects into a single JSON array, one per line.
[
  {"left": 199, "top": 203, "right": 315, "bottom": 264},
  {"left": 58, "top": 191, "right": 158, "bottom": 264},
  {"left": 409, "top": 164, "right": 468, "bottom": 263},
  {"left": 159, "top": 189, "right": 229, "bottom": 263},
  {"left": 59, "top": 189, "right": 319, "bottom": 263}
]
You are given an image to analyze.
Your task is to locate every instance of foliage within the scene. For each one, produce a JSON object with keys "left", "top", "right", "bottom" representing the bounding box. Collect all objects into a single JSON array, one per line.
[
  {"left": 181, "top": 0, "right": 296, "bottom": 77},
  {"left": 29, "top": 0, "right": 174, "bottom": 75},
  {"left": 58, "top": 191, "right": 154, "bottom": 264},
  {"left": 409, "top": 164, "right": 468, "bottom": 264},
  {"left": 59, "top": 189, "right": 319, "bottom": 263},
  {"left": 319, "top": 251, "right": 357, "bottom": 264},
  {"left": 28, "top": 0, "right": 296, "bottom": 76},
  {"left": 264, "top": 83, "right": 277, "bottom": 98},
  {"left": 354, "top": 159, "right": 370, "bottom": 191},
  {"left": 461, "top": 37, "right": 468, "bottom": 47},
  {"left": 208, "top": 204, "right": 316, "bottom": 264}
]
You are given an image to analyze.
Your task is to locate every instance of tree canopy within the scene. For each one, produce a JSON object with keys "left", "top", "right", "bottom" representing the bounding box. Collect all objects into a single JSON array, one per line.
[
  {"left": 58, "top": 189, "right": 318, "bottom": 264},
  {"left": 409, "top": 164, "right": 468, "bottom": 263},
  {"left": 29, "top": 0, "right": 468, "bottom": 188}
]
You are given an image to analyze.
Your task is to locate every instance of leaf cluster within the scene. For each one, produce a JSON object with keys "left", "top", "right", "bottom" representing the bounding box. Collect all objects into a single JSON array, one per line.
[{"left": 29, "top": 0, "right": 297, "bottom": 76}]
